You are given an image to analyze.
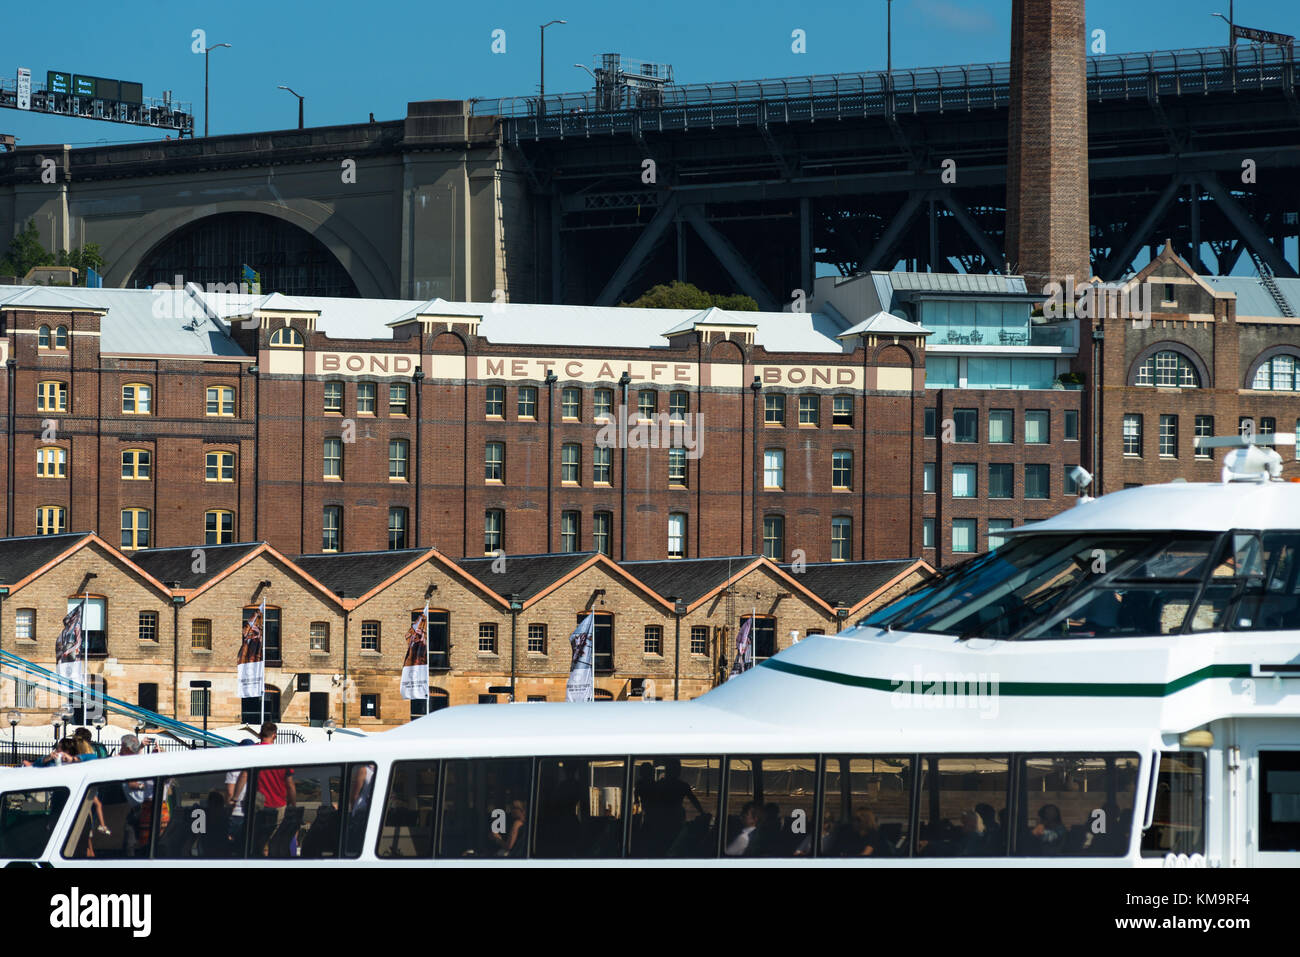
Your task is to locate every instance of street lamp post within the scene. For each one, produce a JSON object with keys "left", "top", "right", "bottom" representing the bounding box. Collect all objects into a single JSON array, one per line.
[
  {"left": 886, "top": 0, "right": 893, "bottom": 75},
  {"left": 1212, "top": 7, "right": 1236, "bottom": 70},
  {"left": 277, "top": 86, "right": 304, "bottom": 129},
  {"left": 7, "top": 711, "right": 19, "bottom": 765},
  {"left": 93, "top": 714, "right": 105, "bottom": 744},
  {"left": 539, "top": 19, "right": 567, "bottom": 116},
  {"left": 204, "top": 42, "right": 232, "bottom": 137}
]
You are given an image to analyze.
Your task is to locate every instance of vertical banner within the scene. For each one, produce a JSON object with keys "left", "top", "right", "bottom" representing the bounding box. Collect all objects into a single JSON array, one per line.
[
  {"left": 55, "top": 600, "right": 85, "bottom": 710},
  {"left": 566, "top": 612, "right": 596, "bottom": 703},
  {"left": 401, "top": 603, "right": 430, "bottom": 702},
  {"left": 727, "top": 616, "right": 754, "bottom": 681},
  {"left": 16, "top": 68, "right": 31, "bottom": 111},
  {"left": 237, "top": 599, "right": 266, "bottom": 700}
]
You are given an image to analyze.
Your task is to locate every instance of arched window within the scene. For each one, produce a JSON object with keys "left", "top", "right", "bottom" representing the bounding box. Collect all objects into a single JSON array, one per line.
[
  {"left": 1249, "top": 351, "right": 1300, "bottom": 392},
  {"left": 1132, "top": 349, "right": 1200, "bottom": 388},
  {"left": 37, "top": 325, "right": 50, "bottom": 348},
  {"left": 54, "top": 325, "right": 68, "bottom": 348},
  {"left": 269, "top": 326, "right": 304, "bottom": 347}
]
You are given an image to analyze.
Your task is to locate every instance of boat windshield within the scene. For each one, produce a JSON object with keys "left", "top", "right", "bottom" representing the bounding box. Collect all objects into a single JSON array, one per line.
[{"left": 862, "top": 529, "right": 1300, "bottom": 639}]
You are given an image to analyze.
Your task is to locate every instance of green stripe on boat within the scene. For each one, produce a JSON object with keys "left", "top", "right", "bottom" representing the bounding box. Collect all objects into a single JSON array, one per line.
[{"left": 759, "top": 659, "right": 1254, "bottom": 697}]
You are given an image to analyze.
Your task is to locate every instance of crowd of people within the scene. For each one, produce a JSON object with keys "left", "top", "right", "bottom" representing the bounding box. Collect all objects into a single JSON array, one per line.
[{"left": 20, "top": 727, "right": 160, "bottom": 767}]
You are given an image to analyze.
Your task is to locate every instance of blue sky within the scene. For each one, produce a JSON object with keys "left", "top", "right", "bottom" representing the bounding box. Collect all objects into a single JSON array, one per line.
[{"left": 2, "top": 0, "right": 1296, "bottom": 145}]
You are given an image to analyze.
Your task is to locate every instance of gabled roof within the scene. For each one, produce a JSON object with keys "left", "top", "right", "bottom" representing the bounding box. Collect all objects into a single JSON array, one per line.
[
  {"left": 131, "top": 542, "right": 264, "bottom": 591},
  {"left": 296, "top": 547, "right": 510, "bottom": 609},
  {"left": 617, "top": 556, "right": 762, "bottom": 605},
  {"left": 618, "top": 555, "right": 834, "bottom": 614},
  {"left": 135, "top": 542, "right": 343, "bottom": 606},
  {"left": 778, "top": 558, "right": 935, "bottom": 614},
  {"left": 455, "top": 552, "right": 596, "bottom": 604},
  {"left": 293, "top": 548, "right": 434, "bottom": 600},
  {"left": 837, "top": 310, "right": 931, "bottom": 338},
  {"left": 0, "top": 533, "right": 174, "bottom": 597},
  {"left": 0, "top": 533, "right": 95, "bottom": 589}
]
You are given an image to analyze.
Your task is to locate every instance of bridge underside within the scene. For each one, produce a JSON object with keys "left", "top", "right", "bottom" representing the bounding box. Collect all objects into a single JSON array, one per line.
[{"left": 524, "top": 86, "right": 1300, "bottom": 303}]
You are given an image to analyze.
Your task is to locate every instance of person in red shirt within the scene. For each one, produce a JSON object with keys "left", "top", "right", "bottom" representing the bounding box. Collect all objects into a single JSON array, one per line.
[{"left": 232, "top": 722, "right": 296, "bottom": 855}]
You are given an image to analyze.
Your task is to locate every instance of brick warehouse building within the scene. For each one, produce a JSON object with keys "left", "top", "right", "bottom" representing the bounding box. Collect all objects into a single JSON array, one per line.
[
  {"left": 0, "top": 277, "right": 1096, "bottom": 569},
  {"left": 0, "top": 531, "right": 931, "bottom": 731}
]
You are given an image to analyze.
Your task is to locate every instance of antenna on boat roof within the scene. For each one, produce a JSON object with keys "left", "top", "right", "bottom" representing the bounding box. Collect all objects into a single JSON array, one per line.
[{"left": 1194, "top": 432, "right": 1295, "bottom": 483}]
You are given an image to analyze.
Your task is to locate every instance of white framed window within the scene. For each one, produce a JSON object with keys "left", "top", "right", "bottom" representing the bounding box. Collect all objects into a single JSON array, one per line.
[
  {"left": 668, "top": 512, "right": 687, "bottom": 559},
  {"left": 763, "top": 449, "right": 785, "bottom": 489},
  {"left": 310, "top": 621, "right": 330, "bottom": 652},
  {"left": 922, "top": 518, "right": 935, "bottom": 548},
  {"left": 15, "top": 609, "right": 35, "bottom": 641},
  {"left": 923, "top": 463, "right": 935, "bottom": 493}
]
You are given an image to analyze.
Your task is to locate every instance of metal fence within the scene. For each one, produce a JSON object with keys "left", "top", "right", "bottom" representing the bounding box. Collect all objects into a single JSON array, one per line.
[
  {"left": 0, "top": 729, "right": 305, "bottom": 766},
  {"left": 471, "top": 43, "right": 1295, "bottom": 141}
]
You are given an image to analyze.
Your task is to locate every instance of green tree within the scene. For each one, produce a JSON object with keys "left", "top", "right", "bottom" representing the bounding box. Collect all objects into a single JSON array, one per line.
[
  {"left": 0, "top": 219, "right": 53, "bottom": 278},
  {"left": 0, "top": 220, "right": 106, "bottom": 283},
  {"left": 621, "top": 280, "right": 759, "bottom": 312}
]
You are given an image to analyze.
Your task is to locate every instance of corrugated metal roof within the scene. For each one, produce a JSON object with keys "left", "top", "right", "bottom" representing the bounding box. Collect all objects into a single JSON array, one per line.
[
  {"left": 2, "top": 286, "right": 249, "bottom": 358},
  {"left": 879, "top": 271, "right": 1029, "bottom": 295},
  {"left": 1202, "top": 276, "right": 1278, "bottom": 316}
]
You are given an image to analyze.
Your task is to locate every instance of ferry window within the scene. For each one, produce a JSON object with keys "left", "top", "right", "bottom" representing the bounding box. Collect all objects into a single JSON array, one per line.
[
  {"left": 437, "top": 757, "right": 532, "bottom": 859},
  {"left": 342, "top": 763, "right": 377, "bottom": 859},
  {"left": 534, "top": 757, "right": 626, "bottom": 859},
  {"left": 820, "top": 756, "right": 912, "bottom": 858},
  {"left": 723, "top": 756, "right": 817, "bottom": 857},
  {"left": 248, "top": 763, "right": 343, "bottom": 859},
  {"left": 154, "top": 771, "right": 248, "bottom": 859},
  {"left": 868, "top": 533, "right": 1224, "bottom": 640},
  {"left": 1229, "top": 531, "right": 1300, "bottom": 631},
  {"left": 62, "top": 777, "right": 158, "bottom": 860},
  {"left": 629, "top": 756, "right": 721, "bottom": 858},
  {"left": 378, "top": 761, "right": 439, "bottom": 858},
  {"left": 917, "top": 756, "right": 1008, "bottom": 858},
  {"left": 1259, "top": 751, "right": 1300, "bottom": 852},
  {"left": 1141, "top": 752, "right": 1205, "bottom": 857},
  {"left": 1, "top": 787, "right": 68, "bottom": 860},
  {"left": 1012, "top": 754, "right": 1141, "bottom": 857}
]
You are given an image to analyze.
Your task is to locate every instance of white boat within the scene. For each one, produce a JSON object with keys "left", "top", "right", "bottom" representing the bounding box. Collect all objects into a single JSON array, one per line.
[{"left": 2, "top": 438, "right": 1297, "bottom": 866}]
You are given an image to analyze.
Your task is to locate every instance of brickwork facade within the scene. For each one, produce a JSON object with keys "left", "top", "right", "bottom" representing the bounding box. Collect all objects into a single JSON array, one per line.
[
  {"left": 0, "top": 533, "right": 931, "bottom": 732},
  {"left": 1081, "top": 247, "right": 1300, "bottom": 492}
]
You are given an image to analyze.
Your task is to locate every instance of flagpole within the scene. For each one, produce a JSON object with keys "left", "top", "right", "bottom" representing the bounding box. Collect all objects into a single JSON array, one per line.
[
  {"left": 423, "top": 602, "right": 430, "bottom": 716},
  {"left": 751, "top": 604, "right": 756, "bottom": 670},
  {"left": 79, "top": 596, "right": 87, "bottom": 722}
]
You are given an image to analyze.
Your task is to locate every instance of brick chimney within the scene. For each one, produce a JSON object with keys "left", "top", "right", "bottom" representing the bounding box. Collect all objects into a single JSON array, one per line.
[{"left": 1005, "top": 0, "right": 1092, "bottom": 293}]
